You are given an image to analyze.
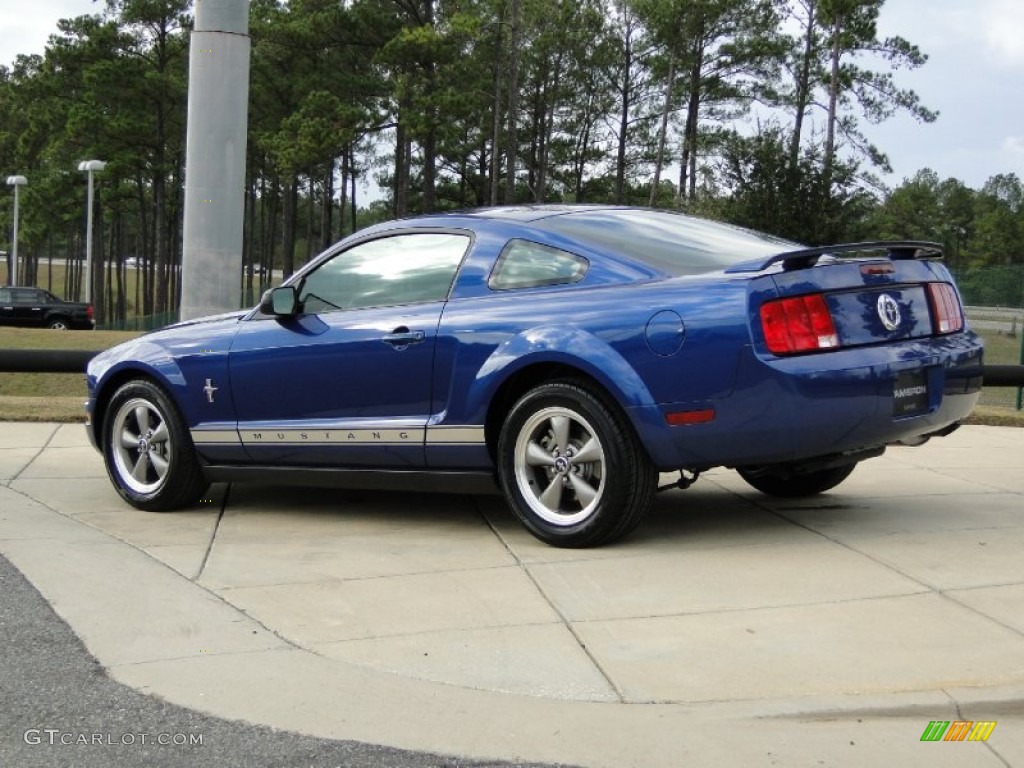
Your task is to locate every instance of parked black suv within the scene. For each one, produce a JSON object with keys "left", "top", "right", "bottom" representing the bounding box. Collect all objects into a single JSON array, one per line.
[{"left": 0, "top": 287, "right": 94, "bottom": 330}]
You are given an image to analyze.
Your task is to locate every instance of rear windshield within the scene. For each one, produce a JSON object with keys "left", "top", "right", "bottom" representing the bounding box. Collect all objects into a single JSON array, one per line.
[{"left": 533, "top": 209, "right": 800, "bottom": 276}]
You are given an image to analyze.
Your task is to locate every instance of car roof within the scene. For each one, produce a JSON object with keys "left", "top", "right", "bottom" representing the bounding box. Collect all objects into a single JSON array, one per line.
[
  {"left": 375, "top": 205, "right": 631, "bottom": 230},
  {"left": 452, "top": 204, "right": 628, "bottom": 222}
]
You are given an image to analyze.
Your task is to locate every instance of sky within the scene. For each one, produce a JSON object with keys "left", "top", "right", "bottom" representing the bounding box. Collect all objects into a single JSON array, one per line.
[{"left": 2, "top": 0, "right": 1023, "bottom": 192}]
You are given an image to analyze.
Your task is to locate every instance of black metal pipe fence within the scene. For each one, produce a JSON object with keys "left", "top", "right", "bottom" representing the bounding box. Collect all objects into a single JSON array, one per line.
[
  {"left": 0, "top": 349, "right": 97, "bottom": 373},
  {"left": 2, "top": 348, "right": 1023, "bottom": 390}
]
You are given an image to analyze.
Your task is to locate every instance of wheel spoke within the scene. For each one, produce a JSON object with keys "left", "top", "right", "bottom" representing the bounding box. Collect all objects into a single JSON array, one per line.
[
  {"left": 131, "top": 452, "right": 150, "bottom": 483},
  {"left": 149, "top": 420, "right": 169, "bottom": 445},
  {"left": 149, "top": 452, "right": 169, "bottom": 479},
  {"left": 550, "top": 415, "right": 570, "bottom": 454},
  {"left": 571, "top": 437, "right": 602, "bottom": 465},
  {"left": 538, "top": 475, "right": 564, "bottom": 511},
  {"left": 134, "top": 406, "right": 151, "bottom": 435},
  {"left": 120, "top": 429, "right": 139, "bottom": 450},
  {"left": 569, "top": 473, "right": 598, "bottom": 508},
  {"left": 525, "top": 442, "right": 556, "bottom": 466}
]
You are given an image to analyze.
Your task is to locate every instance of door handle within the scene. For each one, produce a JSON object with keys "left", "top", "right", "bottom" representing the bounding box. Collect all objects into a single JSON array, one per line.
[{"left": 382, "top": 327, "right": 425, "bottom": 348}]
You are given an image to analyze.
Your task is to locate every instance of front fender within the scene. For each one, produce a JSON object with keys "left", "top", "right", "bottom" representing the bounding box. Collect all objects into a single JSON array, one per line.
[
  {"left": 86, "top": 343, "right": 187, "bottom": 447},
  {"left": 87, "top": 329, "right": 236, "bottom": 449},
  {"left": 93, "top": 353, "right": 187, "bottom": 397}
]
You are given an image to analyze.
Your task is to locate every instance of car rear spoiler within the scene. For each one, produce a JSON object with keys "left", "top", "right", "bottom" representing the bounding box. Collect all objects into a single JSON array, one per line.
[{"left": 725, "top": 241, "right": 943, "bottom": 274}]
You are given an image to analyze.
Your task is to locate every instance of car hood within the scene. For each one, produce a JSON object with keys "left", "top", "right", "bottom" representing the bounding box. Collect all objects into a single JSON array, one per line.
[{"left": 159, "top": 310, "right": 249, "bottom": 331}]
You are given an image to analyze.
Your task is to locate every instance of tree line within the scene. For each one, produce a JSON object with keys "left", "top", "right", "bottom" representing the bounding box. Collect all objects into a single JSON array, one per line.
[{"left": 1, "top": 0, "right": 1022, "bottom": 326}]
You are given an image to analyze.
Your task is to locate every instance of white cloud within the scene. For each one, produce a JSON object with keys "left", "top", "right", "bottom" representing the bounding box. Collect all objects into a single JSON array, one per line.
[
  {"left": 0, "top": 0, "right": 100, "bottom": 67},
  {"left": 983, "top": 0, "right": 1024, "bottom": 66},
  {"left": 1003, "top": 136, "right": 1024, "bottom": 157}
]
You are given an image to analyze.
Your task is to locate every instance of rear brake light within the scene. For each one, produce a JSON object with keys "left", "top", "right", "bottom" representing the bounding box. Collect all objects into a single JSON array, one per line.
[
  {"left": 760, "top": 294, "right": 839, "bottom": 355},
  {"left": 86, "top": 305, "right": 94, "bottom": 320},
  {"left": 860, "top": 263, "right": 894, "bottom": 276},
  {"left": 926, "top": 283, "right": 963, "bottom": 334}
]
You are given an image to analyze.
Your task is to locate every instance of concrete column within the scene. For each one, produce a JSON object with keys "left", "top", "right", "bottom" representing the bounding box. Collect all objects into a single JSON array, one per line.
[{"left": 180, "top": 0, "right": 251, "bottom": 321}]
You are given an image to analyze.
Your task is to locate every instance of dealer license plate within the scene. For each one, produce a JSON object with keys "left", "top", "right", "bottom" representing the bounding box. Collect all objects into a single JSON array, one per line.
[{"left": 893, "top": 370, "right": 930, "bottom": 417}]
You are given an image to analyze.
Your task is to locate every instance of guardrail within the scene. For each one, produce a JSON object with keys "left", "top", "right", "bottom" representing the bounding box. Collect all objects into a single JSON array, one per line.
[
  {"left": 2, "top": 349, "right": 1024, "bottom": 388},
  {"left": 965, "top": 306, "right": 1024, "bottom": 321}
]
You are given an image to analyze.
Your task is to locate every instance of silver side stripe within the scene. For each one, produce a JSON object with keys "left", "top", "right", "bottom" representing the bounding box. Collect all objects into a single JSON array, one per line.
[
  {"left": 190, "top": 425, "right": 485, "bottom": 447},
  {"left": 191, "top": 430, "right": 242, "bottom": 446},
  {"left": 425, "top": 426, "right": 486, "bottom": 445}
]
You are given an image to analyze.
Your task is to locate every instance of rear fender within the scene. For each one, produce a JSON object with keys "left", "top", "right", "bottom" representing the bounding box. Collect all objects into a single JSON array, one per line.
[{"left": 461, "top": 325, "right": 655, "bottom": 421}]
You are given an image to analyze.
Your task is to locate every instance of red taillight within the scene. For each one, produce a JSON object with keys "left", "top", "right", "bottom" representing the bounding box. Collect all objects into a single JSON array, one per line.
[
  {"left": 86, "top": 305, "right": 94, "bottom": 321},
  {"left": 760, "top": 294, "right": 839, "bottom": 355},
  {"left": 927, "top": 283, "right": 963, "bottom": 334}
]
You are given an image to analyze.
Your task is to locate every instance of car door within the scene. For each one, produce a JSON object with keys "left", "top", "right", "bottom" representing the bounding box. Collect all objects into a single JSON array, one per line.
[
  {"left": 227, "top": 231, "right": 471, "bottom": 468},
  {"left": 0, "top": 288, "right": 13, "bottom": 326},
  {"left": 11, "top": 289, "right": 46, "bottom": 326}
]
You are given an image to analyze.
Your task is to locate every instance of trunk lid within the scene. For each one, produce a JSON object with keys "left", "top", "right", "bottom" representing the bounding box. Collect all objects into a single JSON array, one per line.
[{"left": 769, "top": 259, "right": 945, "bottom": 347}]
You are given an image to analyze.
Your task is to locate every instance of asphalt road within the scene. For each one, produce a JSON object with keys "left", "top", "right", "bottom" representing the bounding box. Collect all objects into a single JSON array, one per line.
[{"left": 0, "top": 553, "right": 568, "bottom": 768}]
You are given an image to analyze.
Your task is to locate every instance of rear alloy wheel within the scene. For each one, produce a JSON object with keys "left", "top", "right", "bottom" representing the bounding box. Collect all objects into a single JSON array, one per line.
[
  {"left": 47, "top": 317, "right": 69, "bottom": 330},
  {"left": 102, "top": 379, "right": 208, "bottom": 511},
  {"left": 497, "top": 381, "right": 656, "bottom": 547},
  {"left": 736, "top": 463, "right": 856, "bottom": 498}
]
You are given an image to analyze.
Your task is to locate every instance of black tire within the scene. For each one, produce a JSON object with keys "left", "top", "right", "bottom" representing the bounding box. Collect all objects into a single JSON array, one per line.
[
  {"left": 497, "top": 381, "right": 656, "bottom": 548},
  {"left": 47, "top": 317, "right": 70, "bottom": 330},
  {"left": 736, "top": 463, "right": 857, "bottom": 498},
  {"left": 101, "top": 379, "right": 208, "bottom": 511}
]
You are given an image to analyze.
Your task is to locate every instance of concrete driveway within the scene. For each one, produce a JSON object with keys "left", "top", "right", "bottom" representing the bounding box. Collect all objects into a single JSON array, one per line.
[{"left": 1, "top": 422, "right": 1022, "bottom": 766}]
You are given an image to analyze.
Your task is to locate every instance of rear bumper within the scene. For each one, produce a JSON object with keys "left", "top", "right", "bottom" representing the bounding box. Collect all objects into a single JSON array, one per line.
[{"left": 633, "top": 332, "right": 984, "bottom": 470}]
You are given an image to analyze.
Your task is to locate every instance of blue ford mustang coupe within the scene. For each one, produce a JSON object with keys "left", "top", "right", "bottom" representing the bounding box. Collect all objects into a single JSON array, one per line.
[{"left": 85, "top": 206, "right": 983, "bottom": 547}]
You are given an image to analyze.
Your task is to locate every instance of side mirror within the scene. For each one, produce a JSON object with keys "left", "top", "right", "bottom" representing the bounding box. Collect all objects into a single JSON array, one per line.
[{"left": 260, "top": 286, "right": 299, "bottom": 317}]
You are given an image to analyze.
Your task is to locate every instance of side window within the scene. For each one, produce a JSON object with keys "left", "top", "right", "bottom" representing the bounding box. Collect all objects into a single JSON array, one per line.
[
  {"left": 298, "top": 233, "right": 469, "bottom": 314},
  {"left": 489, "top": 239, "right": 589, "bottom": 291},
  {"left": 0, "top": 288, "right": 10, "bottom": 303},
  {"left": 12, "top": 289, "right": 38, "bottom": 304}
]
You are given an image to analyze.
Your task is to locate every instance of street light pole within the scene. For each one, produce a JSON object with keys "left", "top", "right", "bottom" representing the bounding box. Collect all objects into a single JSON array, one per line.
[
  {"left": 180, "top": 0, "right": 250, "bottom": 320},
  {"left": 78, "top": 160, "right": 106, "bottom": 306},
  {"left": 5, "top": 176, "right": 27, "bottom": 287}
]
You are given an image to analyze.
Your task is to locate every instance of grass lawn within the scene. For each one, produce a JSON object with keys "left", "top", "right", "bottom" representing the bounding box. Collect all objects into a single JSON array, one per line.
[
  {"left": 976, "top": 326, "right": 1024, "bottom": 365},
  {"left": 973, "top": 327, "right": 1024, "bottom": 410},
  {"left": 0, "top": 328, "right": 142, "bottom": 421}
]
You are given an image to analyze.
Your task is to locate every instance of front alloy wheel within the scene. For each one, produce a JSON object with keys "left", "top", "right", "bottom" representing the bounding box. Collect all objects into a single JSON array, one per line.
[
  {"left": 103, "top": 379, "right": 208, "bottom": 510},
  {"left": 111, "top": 397, "right": 172, "bottom": 496},
  {"left": 498, "top": 381, "right": 656, "bottom": 547}
]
